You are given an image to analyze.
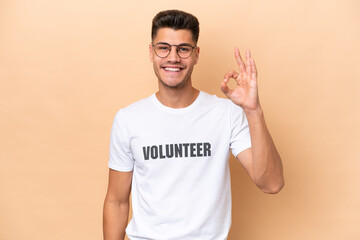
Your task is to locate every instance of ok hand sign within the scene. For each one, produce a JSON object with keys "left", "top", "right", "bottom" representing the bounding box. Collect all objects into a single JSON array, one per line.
[{"left": 221, "top": 48, "right": 260, "bottom": 112}]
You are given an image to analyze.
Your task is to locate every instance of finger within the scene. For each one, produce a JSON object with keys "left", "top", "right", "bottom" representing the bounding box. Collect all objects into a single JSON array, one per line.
[
  {"left": 234, "top": 48, "right": 246, "bottom": 72},
  {"left": 245, "top": 49, "right": 251, "bottom": 75},
  {"left": 224, "top": 70, "right": 239, "bottom": 82},
  {"left": 220, "top": 80, "right": 233, "bottom": 99},
  {"left": 250, "top": 57, "right": 257, "bottom": 80}
]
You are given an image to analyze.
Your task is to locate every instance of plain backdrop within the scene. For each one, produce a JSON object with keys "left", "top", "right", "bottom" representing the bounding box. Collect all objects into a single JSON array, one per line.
[{"left": 1, "top": 0, "right": 359, "bottom": 239}]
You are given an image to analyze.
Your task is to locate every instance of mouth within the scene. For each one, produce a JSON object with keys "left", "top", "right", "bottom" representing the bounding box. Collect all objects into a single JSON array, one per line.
[{"left": 162, "top": 66, "right": 184, "bottom": 72}]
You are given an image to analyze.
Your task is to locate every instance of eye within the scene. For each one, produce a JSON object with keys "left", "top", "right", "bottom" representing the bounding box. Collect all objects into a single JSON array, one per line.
[
  {"left": 156, "top": 44, "right": 170, "bottom": 51},
  {"left": 178, "top": 46, "right": 191, "bottom": 52}
]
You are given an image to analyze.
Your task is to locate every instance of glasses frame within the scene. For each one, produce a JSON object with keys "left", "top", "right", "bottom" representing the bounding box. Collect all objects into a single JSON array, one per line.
[{"left": 151, "top": 42, "right": 197, "bottom": 59}]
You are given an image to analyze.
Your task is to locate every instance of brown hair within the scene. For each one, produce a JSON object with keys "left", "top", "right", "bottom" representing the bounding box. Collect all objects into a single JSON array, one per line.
[{"left": 151, "top": 10, "right": 200, "bottom": 44}]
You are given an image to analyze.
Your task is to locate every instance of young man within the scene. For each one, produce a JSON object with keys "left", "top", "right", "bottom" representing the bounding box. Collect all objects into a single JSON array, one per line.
[{"left": 103, "top": 10, "right": 284, "bottom": 240}]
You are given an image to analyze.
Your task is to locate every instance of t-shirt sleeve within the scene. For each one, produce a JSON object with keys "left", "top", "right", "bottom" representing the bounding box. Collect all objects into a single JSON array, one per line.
[
  {"left": 108, "top": 110, "right": 134, "bottom": 171},
  {"left": 229, "top": 102, "right": 252, "bottom": 157}
]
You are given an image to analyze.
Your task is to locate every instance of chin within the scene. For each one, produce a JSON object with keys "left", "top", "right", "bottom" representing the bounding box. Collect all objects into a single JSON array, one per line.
[{"left": 159, "top": 78, "right": 187, "bottom": 89}]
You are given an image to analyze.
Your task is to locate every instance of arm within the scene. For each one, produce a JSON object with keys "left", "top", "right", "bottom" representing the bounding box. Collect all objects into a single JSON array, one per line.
[
  {"left": 236, "top": 109, "right": 284, "bottom": 193},
  {"left": 221, "top": 48, "right": 284, "bottom": 194},
  {"left": 103, "top": 169, "right": 133, "bottom": 240}
]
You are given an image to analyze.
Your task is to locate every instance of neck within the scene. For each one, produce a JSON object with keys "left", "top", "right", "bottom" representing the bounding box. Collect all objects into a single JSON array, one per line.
[{"left": 156, "top": 81, "right": 199, "bottom": 109}]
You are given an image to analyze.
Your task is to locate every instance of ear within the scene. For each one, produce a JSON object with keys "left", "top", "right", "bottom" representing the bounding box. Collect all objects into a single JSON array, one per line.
[
  {"left": 149, "top": 44, "right": 154, "bottom": 62},
  {"left": 194, "top": 46, "right": 200, "bottom": 65}
]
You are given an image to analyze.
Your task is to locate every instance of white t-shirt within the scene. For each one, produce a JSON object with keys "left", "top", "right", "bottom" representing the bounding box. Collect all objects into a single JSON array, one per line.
[{"left": 109, "top": 91, "right": 251, "bottom": 240}]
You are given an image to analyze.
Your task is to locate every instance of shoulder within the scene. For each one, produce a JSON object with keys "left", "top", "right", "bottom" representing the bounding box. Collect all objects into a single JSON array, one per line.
[
  {"left": 200, "top": 91, "right": 229, "bottom": 104},
  {"left": 200, "top": 91, "right": 243, "bottom": 110},
  {"left": 200, "top": 91, "right": 247, "bottom": 122},
  {"left": 113, "top": 95, "right": 153, "bottom": 122}
]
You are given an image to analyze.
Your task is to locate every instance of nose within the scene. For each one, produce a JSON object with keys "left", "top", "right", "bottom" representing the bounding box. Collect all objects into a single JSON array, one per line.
[{"left": 167, "top": 46, "right": 180, "bottom": 62}]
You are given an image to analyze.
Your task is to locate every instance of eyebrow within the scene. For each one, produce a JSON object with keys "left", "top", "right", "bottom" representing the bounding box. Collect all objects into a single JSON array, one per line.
[{"left": 155, "top": 42, "right": 194, "bottom": 47}]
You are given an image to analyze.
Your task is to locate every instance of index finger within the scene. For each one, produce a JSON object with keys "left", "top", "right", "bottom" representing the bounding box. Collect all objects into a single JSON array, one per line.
[{"left": 234, "top": 47, "right": 246, "bottom": 72}]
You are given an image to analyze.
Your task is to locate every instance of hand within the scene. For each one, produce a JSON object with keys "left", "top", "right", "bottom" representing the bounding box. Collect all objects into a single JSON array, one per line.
[{"left": 221, "top": 48, "right": 260, "bottom": 112}]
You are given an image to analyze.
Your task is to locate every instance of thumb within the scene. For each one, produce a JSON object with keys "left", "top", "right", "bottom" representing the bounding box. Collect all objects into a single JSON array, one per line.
[{"left": 221, "top": 80, "right": 233, "bottom": 99}]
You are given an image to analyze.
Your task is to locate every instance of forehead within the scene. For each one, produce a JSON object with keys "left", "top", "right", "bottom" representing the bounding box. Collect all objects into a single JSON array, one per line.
[{"left": 153, "top": 28, "right": 195, "bottom": 45}]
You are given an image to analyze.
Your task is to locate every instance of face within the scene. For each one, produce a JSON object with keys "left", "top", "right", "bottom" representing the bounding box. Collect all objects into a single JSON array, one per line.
[{"left": 149, "top": 28, "right": 199, "bottom": 89}]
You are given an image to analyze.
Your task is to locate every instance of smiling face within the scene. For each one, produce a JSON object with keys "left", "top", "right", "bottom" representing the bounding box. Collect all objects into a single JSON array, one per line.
[{"left": 150, "top": 28, "right": 199, "bottom": 89}]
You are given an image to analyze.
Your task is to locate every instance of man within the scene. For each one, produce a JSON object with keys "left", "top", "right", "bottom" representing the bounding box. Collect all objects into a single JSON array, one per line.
[{"left": 103, "top": 9, "right": 284, "bottom": 240}]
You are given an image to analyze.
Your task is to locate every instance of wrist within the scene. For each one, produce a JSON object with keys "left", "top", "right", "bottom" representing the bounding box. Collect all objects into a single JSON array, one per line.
[{"left": 244, "top": 104, "right": 263, "bottom": 117}]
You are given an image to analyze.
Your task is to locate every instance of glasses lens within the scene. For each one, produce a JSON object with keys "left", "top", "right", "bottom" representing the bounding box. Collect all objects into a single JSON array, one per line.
[
  {"left": 154, "top": 44, "right": 170, "bottom": 58},
  {"left": 177, "top": 45, "right": 193, "bottom": 58},
  {"left": 153, "top": 43, "right": 194, "bottom": 58}
]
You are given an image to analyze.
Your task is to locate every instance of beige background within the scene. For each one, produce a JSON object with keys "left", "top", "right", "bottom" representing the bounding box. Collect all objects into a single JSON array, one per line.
[{"left": 1, "top": 0, "right": 359, "bottom": 239}]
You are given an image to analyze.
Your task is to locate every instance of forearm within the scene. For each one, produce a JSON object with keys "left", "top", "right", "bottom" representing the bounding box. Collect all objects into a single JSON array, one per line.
[
  {"left": 245, "top": 107, "right": 284, "bottom": 193},
  {"left": 103, "top": 200, "right": 129, "bottom": 240}
]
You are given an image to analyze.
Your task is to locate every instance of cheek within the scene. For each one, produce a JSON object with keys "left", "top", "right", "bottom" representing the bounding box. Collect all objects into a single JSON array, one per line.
[
  {"left": 187, "top": 58, "right": 198, "bottom": 67},
  {"left": 193, "top": 55, "right": 199, "bottom": 65},
  {"left": 153, "top": 61, "right": 161, "bottom": 73}
]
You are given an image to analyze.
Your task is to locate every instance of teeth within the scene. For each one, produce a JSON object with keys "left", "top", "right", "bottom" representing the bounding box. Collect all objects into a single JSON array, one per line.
[{"left": 164, "top": 67, "right": 181, "bottom": 72}]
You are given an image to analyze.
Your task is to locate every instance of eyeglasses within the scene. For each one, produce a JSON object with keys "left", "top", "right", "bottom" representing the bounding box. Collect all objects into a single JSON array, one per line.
[{"left": 152, "top": 42, "right": 197, "bottom": 59}]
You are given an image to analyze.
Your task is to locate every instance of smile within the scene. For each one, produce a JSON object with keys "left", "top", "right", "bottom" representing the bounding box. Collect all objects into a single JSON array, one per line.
[{"left": 162, "top": 67, "right": 183, "bottom": 72}]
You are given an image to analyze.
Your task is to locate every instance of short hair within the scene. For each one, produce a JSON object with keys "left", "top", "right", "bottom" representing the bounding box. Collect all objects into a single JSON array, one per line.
[{"left": 151, "top": 10, "right": 200, "bottom": 44}]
